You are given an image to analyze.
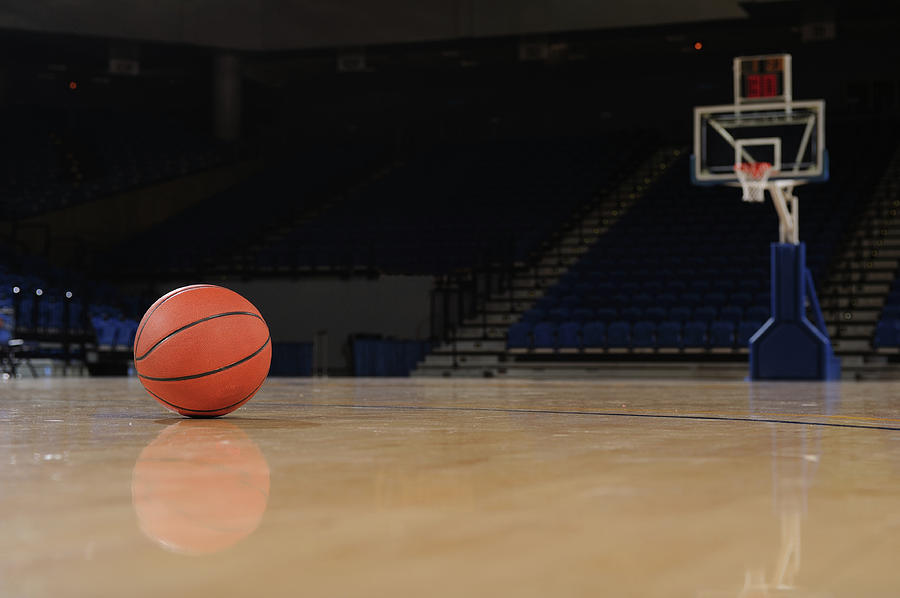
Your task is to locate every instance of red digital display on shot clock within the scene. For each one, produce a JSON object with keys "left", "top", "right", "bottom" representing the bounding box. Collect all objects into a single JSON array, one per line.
[{"left": 744, "top": 73, "right": 779, "bottom": 98}]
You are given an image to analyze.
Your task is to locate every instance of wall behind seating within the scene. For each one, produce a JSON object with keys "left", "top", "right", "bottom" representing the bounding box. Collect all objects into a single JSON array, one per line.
[{"left": 146, "top": 276, "right": 433, "bottom": 374}]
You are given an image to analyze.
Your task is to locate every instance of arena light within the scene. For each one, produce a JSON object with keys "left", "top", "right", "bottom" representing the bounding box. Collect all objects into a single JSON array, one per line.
[
  {"left": 35, "top": 288, "right": 43, "bottom": 296},
  {"left": 65, "top": 291, "right": 73, "bottom": 299},
  {"left": 12, "top": 286, "right": 20, "bottom": 294}
]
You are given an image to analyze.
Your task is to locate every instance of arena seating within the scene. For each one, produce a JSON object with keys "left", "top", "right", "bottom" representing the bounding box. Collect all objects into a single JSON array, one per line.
[
  {"left": 0, "top": 246, "right": 140, "bottom": 359},
  {"left": 874, "top": 280, "right": 900, "bottom": 348},
  {"left": 254, "top": 133, "right": 652, "bottom": 274},
  {"left": 507, "top": 123, "right": 885, "bottom": 353},
  {"left": 352, "top": 337, "right": 431, "bottom": 376},
  {"left": 106, "top": 143, "right": 384, "bottom": 276},
  {"left": 0, "top": 107, "right": 233, "bottom": 218}
]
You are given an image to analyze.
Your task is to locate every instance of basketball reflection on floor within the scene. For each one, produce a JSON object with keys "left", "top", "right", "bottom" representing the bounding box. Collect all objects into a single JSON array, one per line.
[{"left": 131, "top": 420, "right": 270, "bottom": 555}]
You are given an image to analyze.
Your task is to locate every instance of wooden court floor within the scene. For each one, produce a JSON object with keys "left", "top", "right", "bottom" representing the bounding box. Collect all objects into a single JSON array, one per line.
[{"left": 2, "top": 377, "right": 900, "bottom": 597}]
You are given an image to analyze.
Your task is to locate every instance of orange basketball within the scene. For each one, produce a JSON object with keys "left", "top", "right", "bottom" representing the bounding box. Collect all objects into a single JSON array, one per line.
[{"left": 134, "top": 284, "right": 271, "bottom": 417}]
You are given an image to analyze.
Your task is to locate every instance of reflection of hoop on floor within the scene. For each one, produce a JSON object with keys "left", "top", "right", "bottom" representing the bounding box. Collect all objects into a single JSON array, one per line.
[{"left": 735, "top": 162, "right": 774, "bottom": 202}]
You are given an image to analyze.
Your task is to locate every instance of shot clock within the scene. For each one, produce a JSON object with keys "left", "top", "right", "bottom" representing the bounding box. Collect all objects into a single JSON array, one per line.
[{"left": 734, "top": 54, "right": 792, "bottom": 105}]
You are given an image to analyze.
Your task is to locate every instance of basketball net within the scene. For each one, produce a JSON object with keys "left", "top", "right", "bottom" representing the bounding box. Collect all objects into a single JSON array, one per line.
[{"left": 734, "top": 162, "right": 773, "bottom": 203}]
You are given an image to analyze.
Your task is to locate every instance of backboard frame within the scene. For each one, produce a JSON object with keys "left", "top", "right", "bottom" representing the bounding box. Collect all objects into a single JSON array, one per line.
[{"left": 691, "top": 99, "right": 827, "bottom": 186}]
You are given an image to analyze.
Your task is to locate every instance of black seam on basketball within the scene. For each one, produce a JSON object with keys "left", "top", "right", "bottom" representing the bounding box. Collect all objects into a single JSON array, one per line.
[
  {"left": 134, "top": 311, "right": 263, "bottom": 361},
  {"left": 144, "top": 377, "right": 266, "bottom": 414},
  {"left": 138, "top": 337, "right": 270, "bottom": 382},
  {"left": 134, "top": 285, "right": 219, "bottom": 349}
]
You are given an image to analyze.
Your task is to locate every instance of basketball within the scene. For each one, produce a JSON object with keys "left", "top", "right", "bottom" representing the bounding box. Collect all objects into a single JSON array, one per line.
[{"left": 133, "top": 284, "right": 271, "bottom": 417}]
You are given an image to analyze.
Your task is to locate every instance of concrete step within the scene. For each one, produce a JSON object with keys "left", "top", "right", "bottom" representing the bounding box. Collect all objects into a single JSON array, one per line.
[
  {"left": 820, "top": 296, "right": 884, "bottom": 308},
  {"left": 823, "top": 283, "right": 890, "bottom": 294},
  {"left": 826, "top": 267, "right": 896, "bottom": 278},
  {"left": 833, "top": 339, "right": 872, "bottom": 352},
  {"left": 828, "top": 323, "right": 875, "bottom": 337},
  {"left": 451, "top": 325, "right": 508, "bottom": 340},
  {"left": 433, "top": 339, "right": 506, "bottom": 352},
  {"left": 824, "top": 309, "right": 880, "bottom": 323},
  {"left": 462, "top": 313, "right": 520, "bottom": 327},
  {"left": 484, "top": 299, "right": 533, "bottom": 312},
  {"left": 421, "top": 353, "right": 501, "bottom": 367}
]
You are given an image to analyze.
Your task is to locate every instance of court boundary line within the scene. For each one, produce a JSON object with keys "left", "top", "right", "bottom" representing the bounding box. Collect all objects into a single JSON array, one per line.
[{"left": 292, "top": 403, "right": 900, "bottom": 431}]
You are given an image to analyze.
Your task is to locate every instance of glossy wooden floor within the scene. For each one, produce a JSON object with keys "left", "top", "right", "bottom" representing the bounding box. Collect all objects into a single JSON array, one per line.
[{"left": 3, "top": 377, "right": 900, "bottom": 597}]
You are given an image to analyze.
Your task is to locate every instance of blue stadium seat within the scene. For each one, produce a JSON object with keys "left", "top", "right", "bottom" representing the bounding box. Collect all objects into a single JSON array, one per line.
[
  {"left": 666, "top": 281, "right": 687, "bottom": 294},
  {"left": 669, "top": 306, "right": 691, "bottom": 322},
  {"left": 680, "top": 292, "right": 702, "bottom": 306},
  {"left": 882, "top": 305, "right": 900, "bottom": 321},
  {"left": 520, "top": 308, "right": 544, "bottom": 323},
  {"left": 548, "top": 307, "right": 571, "bottom": 323},
  {"left": 560, "top": 295, "right": 579, "bottom": 308},
  {"left": 533, "top": 322, "right": 558, "bottom": 349},
  {"left": 704, "top": 292, "right": 728, "bottom": 306},
  {"left": 632, "top": 292, "right": 653, "bottom": 306},
  {"left": 729, "top": 292, "right": 753, "bottom": 306},
  {"left": 709, "top": 321, "right": 735, "bottom": 348},
  {"left": 594, "top": 307, "right": 617, "bottom": 322},
  {"left": 737, "top": 321, "right": 763, "bottom": 346},
  {"left": 719, "top": 305, "right": 743, "bottom": 324},
  {"left": 607, "top": 321, "right": 631, "bottom": 348},
  {"left": 582, "top": 321, "right": 606, "bottom": 348},
  {"left": 632, "top": 321, "right": 656, "bottom": 348},
  {"left": 745, "top": 305, "right": 769, "bottom": 322},
  {"left": 873, "top": 320, "right": 899, "bottom": 348},
  {"left": 621, "top": 306, "right": 643, "bottom": 321},
  {"left": 657, "top": 321, "right": 682, "bottom": 349},
  {"left": 573, "top": 282, "right": 593, "bottom": 297},
  {"left": 693, "top": 306, "right": 717, "bottom": 322},
  {"left": 572, "top": 307, "right": 594, "bottom": 323},
  {"left": 656, "top": 292, "right": 677, "bottom": 307},
  {"left": 644, "top": 306, "right": 667, "bottom": 322},
  {"left": 713, "top": 279, "right": 736, "bottom": 293},
  {"left": 507, "top": 322, "right": 533, "bottom": 349},
  {"left": 611, "top": 293, "right": 630, "bottom": 307},
  {"left": 683, "top": 321, "right": 708, "bottom": 348},
  {"left": 558, "top": 322, "right": 582, "bottom": 349}
]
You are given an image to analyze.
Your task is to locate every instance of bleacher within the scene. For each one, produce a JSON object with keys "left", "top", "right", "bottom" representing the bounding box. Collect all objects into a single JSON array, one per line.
[
  {"left": 254, "top": 134, "right": 653, "bottom": 274},
  {"left": 105, "top": 143, "right": 385, "bottom": 277},
  {"left": 874, "top": 279, "right": 900, "bottom": 349},
  {"left": 506, "top": 124, "right": 884, "bottom": 354},
  {"left": 0, "top": 107, "right": 233, "bottom": 218}
]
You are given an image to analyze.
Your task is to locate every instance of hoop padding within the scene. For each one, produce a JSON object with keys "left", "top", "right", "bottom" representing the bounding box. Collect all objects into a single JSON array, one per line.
[{"left": 735, "top": 162, "right": 773, "bottom": 202}]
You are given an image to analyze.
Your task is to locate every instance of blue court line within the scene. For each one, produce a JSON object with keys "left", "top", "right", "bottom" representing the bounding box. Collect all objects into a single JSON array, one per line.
[{"left": 292, "top": 403, "right": 900, "bottom": 432}]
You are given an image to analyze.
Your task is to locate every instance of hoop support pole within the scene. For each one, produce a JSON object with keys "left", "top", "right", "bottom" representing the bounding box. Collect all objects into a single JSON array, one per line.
[{"left": 767, "top": 183, "right": 799, "bottom": 244}]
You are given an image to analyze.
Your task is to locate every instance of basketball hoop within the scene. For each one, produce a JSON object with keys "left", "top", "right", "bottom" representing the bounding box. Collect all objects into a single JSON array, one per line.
[{"left": 734, "top": 162, "right": 773, "bottom": 202}]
